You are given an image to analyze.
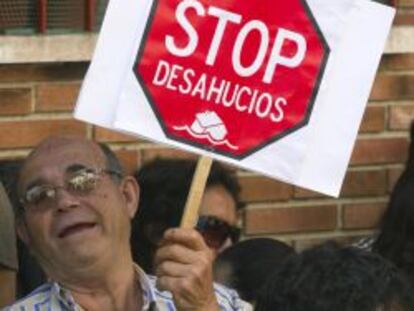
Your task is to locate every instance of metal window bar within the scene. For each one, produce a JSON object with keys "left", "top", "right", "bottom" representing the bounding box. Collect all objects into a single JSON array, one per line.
[
  {"left": 85, "top": 0, "right": 97, "bottom": 32},
  {"left": 39, "top": 0, "right": 101, "bottom": 33},
  {"left": 38, "top": 0, "right": 46, "bottom": 33}
]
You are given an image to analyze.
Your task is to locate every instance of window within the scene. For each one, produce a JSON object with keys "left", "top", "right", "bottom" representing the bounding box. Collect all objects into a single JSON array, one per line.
[{"left": 0, "top": 0, "right": 108, "bottom": 35}]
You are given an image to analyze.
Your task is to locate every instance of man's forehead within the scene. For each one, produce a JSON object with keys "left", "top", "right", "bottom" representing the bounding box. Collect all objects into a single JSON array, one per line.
[
  {"left": 32, "top": 136, "right": 99, "bottom": 152},
  {"left": 20, "top": 137, "right": 105, "bottom": 184}
]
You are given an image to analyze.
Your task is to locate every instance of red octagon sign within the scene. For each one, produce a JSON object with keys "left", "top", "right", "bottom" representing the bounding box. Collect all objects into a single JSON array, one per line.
[{"left": 134, "top": 0, "right": 329, "bottom": 159}]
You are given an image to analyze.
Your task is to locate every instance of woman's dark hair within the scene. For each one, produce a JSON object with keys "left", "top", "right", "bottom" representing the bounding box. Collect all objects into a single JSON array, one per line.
[
  {"left": 213, "top": 238, "right": 295, "bottom": 303},
  {"left": 255, "top": 242, "right": 414, "bottom": 311},
  {"left": 373, "top": 121, "right": 414, "bottom": 285},
  {"left": 130, "top": 158, "right": 243, "bottom": 273}
]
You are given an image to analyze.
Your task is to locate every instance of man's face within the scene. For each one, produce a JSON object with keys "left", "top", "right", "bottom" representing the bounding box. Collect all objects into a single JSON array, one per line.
[
  {"left": 200, "top": 185, "right": 237, "bottom": 227},
  {"left": 17, "top": 139, "right": 137, "bottom": 275}
]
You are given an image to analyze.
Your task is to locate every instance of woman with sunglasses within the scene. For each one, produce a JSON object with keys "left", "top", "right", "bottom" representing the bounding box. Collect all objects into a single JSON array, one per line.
[{"left": 130, "top": 159, "right": 244, "bottom": 274}]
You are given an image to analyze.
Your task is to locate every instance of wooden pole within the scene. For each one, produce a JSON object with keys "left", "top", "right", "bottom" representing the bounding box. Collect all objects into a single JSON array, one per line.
[{"left": 180, "top": 155, "right": 213, "bottom": 228}]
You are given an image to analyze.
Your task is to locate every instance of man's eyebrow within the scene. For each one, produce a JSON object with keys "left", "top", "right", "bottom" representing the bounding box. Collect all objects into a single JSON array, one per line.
[{"left": 66, "top": 164, "right": 89, "bottom": 174}]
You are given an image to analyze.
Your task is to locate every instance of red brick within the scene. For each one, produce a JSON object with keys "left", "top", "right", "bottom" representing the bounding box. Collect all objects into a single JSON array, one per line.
[
  {"left": 381, "top": 54, "right": 414, "bottom": 71},
  {"left": 114, "top": 149, "right": 141, "bottom": 175},
  {"left": 369, "top": 74, "right": 414, "bottom": 101},
  {"left": 0, "top": 119, "right": 87, "bottom": 149},
  {"left": 294, "top": 186, "right": 326, "bottom": 199},
  {"left": 343, "top": 202, "right": 387, "bottom": 229},
  {"left": 0, "top": 63, "right": 87, "bottom": 83},
  {"left": 394, "top": 12, "right": 414, "bottom": 25},
  {"left": 142, "top": 148, "right": 197, "bottom": 163},
  {"left": 36, "top": 83, "right": 80, "bottom": 112},
  {"left": 350, "top": 138, "right": 409, "bottom": 165},
  {"left": 397, "top": 0, "right": 414, "bottom": 7},
  {"left": 294, "top": 236, "right": 358, "bottom": 252},
  {"left": 245, "top": 205, "right": 337, "bottom": 234},
  {"left": 388, "top": 166, "right": 404, "bottom": 192},
  {"left": 239, "top": 176, "right": 293, "bottom": 202},
  {"left": 389, "top": 104, "right": 414, "bottom": 130},
  {"left": 0, "top": 88, "right": 32, "bottom": 115},
  {"left": 94, "top": 126, "right": 138, "bottom": 143},
  {"left": 359, "top": 106, "right": 385, "bottom": 133},
  {"left": 341, "top": 169, "right": 387, "bottom": 197}
]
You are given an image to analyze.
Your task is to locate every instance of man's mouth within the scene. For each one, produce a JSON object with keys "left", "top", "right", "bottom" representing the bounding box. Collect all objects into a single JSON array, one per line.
[{"left": 58, "top": 222, "right": 97, "bottom": 239}]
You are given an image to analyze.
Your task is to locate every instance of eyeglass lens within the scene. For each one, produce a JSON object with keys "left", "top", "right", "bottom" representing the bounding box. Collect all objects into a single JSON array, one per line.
[{"left": 23, "top": 168, "right": 100, "bottom": 206}]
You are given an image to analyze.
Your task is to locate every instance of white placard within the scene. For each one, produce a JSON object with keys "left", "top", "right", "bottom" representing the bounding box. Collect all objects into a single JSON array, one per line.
[{"left": 75, "top": 0, "right": 395, "bottom": 197}]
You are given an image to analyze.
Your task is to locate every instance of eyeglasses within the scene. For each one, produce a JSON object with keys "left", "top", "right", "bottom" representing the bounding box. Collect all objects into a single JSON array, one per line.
[
  {"left": 196, "top": 215, "right": 241, "bottom": 250},
  {"left": 20, "top": 168, "right": 122, "bottom": 210}
]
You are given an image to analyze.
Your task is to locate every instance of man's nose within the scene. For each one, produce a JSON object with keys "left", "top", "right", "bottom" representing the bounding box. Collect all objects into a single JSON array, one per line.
[{"left": 54, "top": 187, "right": 81, "bottom": 212}]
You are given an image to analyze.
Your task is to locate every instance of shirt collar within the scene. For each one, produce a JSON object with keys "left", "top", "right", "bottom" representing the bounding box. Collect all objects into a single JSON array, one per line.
[
  {"left": 50, "top": 264, "right": 157, "bottom": 311},
  {"left": 134, "top": 264, "right": 157, "bottom": 309}
]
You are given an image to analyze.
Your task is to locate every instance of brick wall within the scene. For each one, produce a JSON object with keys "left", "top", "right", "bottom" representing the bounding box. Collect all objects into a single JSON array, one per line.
[
  {"left": 395, "top": 0, "right": 414, "bottom": 25},
  {"left": 0, "top": 2, "right": 413, "bottom": 251}
]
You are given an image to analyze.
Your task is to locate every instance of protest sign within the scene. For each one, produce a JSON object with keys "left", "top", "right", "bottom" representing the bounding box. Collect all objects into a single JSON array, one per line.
[
  {"left": 135, "top": 0, "right": 328, "bottom": 158},
  {"left": 75, "top": 0, "right": 395, "bottom": 197}
]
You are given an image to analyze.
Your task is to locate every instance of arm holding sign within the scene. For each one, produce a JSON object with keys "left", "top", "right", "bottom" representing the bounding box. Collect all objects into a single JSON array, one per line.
[
  {"left": 155, "top": 228, "right": 252, "bottom": 311},
  {"left": 155, "top": 228, "right": 220, "bottom": 311}
]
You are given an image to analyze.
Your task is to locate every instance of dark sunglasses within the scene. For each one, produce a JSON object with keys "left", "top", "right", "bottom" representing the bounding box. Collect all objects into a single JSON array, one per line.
[{"left": 196, "top": 215, "right": 241, "bottom": 250}]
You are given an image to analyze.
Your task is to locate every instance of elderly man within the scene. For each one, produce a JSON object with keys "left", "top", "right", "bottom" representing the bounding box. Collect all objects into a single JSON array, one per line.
[{"left": 5, "top": 136, "right": 250, "bottom": 311}]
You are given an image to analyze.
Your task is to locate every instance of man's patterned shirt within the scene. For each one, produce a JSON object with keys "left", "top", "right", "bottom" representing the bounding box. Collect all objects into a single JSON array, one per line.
[{"left": 3, "top": 265, "right": 252, "bottom": 311}]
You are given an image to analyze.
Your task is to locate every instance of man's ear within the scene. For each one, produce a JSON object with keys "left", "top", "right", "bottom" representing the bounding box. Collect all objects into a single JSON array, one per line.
[
  {"left": 120, "top": 176, "right": 140, "bottom": 219},
  {"left": 16, "top": 218, "right": 30, "bottom": 246}
]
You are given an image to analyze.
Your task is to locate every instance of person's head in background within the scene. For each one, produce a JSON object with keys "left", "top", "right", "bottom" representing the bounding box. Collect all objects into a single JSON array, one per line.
[
  {"left": 255, "top": 241, "right": 414, "bottom": 311},
  {"left": 373, "top": 121, "right": 414, "bottom": 287},
  {"left": 213, "top": 238, "right": 295, "bottom": 304},
  {"left": 0, "top": 159, "right": 47, "bottom": 297},
  {"left": 0, "top": 160, "right": 21, "bottom": 198},
  {"left": 130, "top": 158, "right": 244, "bottom": 273}
]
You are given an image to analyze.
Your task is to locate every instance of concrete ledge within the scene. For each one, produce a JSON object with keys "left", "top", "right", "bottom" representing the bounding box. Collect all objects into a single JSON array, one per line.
[
  {"left": 385, "top": 26, "right": 414, "bottom": 54},
  {"left": 0, "top": 34, "right": 97, "bottom": 64},
  {"left": 0, "top": 26, "right": 413, "bottom": 64}
]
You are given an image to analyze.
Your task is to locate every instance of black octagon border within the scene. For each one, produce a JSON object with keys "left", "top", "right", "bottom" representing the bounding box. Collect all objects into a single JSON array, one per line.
[{"left": 134, "top": 0, "right": 330, "bottom": 160}]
